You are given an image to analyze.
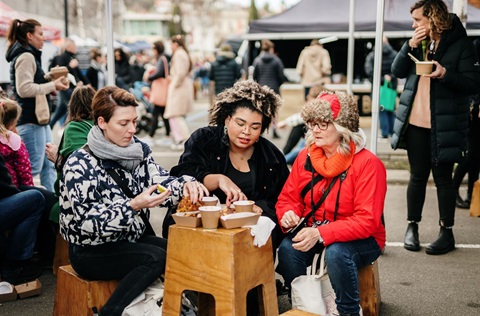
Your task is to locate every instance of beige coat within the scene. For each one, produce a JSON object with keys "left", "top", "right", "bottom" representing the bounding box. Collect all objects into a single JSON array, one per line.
[
  {"left": 296, "top": 44, "right": 332, "bottom": 86},
  {"left": 164, "top": 47, "right": 194, "bottom": 119}
]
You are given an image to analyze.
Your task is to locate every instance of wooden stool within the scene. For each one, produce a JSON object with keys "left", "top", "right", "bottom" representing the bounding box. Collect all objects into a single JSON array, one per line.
[
  {"left": 52, "top": 232, "right": 70, "bottom": 275},
  {"left": 163, "top": 225, "right": 278, "bottom": 316},
  {"left": 53, "top": 265, "right": 119, "bottom": 316},
  {"left": 469, "top": 180, "right": 480, "bottom": 217},
  {"left": 280, "top": 309, "right": 318, "bottom": 315},
  {"left": 358, "top": 261, "right": 381, "bottom": 316}
]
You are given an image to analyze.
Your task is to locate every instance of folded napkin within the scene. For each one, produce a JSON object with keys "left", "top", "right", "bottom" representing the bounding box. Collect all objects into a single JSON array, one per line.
[{"left": 245, "top": 216, "right": 276, "bottom": 247}]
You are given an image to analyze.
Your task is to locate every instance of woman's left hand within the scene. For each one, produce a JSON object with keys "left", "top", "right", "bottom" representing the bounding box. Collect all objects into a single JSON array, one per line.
[
  {"left": 45, "top": 143, "right": 58, "bottom": 163},
  {"left": 423, "top": 61, "right": 446, "bottom": 80},
  {"left": 292, "top": 227, "right": 321, "bottom": 252},
  {"left": 252, "top": 205, "right": 263, "bottom": 215},
  {"left": 183, "top": 181, "right": 209, "bottom": 204}
]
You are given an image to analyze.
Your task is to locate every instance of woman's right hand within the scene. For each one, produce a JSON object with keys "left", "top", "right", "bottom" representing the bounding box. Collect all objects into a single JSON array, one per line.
[
  {"left": 217, "top": 175, "right": 247, "bottom": 206},
  {"left": 409, "top": 26, "right": 427, "bottom": 48},
  {"left": 54, "top": 77, "right": 69, "bottom": 91},
  {"left": 281, "top": 210, "right": 301, "bottom": 229},
  {"left": 45, "top": 142, "right": 58, "bottom": 163},
  {"left": 130, "top": 185, "right": 170, "bottom": 211}
]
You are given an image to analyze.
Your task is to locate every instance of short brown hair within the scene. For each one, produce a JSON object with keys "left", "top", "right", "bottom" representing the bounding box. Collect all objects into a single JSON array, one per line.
[
  {"left": 92, "top": 86, "right": 138, "bottom": 125},
  {"left": 261, "top": 39, "right": 274, "bottom": 52},
  {"left": 67, "top": 86, "right": 96, "bottom": 123},
  {"left": 153, "top": 40, "right": 165, "bottom": 55}
]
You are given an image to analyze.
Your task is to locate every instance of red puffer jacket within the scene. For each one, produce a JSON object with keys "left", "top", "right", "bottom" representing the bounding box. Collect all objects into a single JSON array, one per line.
[{"left": 276, "top": 147, "right": 387, "bottom": 250}]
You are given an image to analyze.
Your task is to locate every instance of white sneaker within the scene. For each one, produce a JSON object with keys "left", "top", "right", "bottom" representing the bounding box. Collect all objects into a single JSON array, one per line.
[
  {"left": 170, "top": 141, "right": 184, "bottom": 151},
  {"left": 155, "top": 137, "right": 173, "bottom": 146}
]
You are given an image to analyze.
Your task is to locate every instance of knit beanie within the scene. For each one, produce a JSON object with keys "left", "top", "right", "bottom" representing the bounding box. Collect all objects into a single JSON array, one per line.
[{"left": 300, "top": 90, "right": 359, "bottom": 132}]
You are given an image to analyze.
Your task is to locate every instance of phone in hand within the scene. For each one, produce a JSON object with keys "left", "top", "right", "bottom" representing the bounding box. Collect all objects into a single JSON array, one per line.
[{"left": 286, "top": 217, "right": 306, "bottom": 234}]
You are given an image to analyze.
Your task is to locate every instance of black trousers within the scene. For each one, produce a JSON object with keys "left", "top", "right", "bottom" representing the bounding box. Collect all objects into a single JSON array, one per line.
[
  {"left": 149, "top": 105, "right": 170, "bottom": 137},
  {"left": 283, "top": 124, "right": 305, "bottom": 154},
  {"left": 405, "top": 125, "right": 456, "bottom": 227}
]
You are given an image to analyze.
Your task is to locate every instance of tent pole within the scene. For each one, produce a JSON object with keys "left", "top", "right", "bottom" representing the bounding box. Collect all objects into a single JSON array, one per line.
[
  {"left": 370, "top": 0, "right": 386, "bottom": 155},
  {"left": 105, "top": 0, "right": 115, "bottom": 86},
  {"left": 346, "top": 0, "right": 355, "bottom": 94}
]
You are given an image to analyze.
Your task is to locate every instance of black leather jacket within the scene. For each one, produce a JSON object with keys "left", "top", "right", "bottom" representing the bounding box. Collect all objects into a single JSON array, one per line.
[{"left": 170, "top": 126, "right": 290, "bottom": 224}]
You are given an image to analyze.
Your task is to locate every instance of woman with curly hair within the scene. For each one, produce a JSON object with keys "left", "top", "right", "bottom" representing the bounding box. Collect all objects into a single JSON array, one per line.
[
  {"left": 170, "top": 80, "right": 289, "bottom": 246},
  {"left": 276, "top": 91, "right": 386, "bottom": 316},
  {"left": 391, "top": 0, "right": 480, "bottom": 255}
]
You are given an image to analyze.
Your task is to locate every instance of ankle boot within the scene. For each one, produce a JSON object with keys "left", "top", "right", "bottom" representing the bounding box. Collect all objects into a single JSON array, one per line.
[
  {"left": 404, "top": 222, "right": 420, "bottom": 251},
  {"left": 456, "top": 193, "right": 470, "bottom": 209},
  {"left": 426, "top": 227, "right": 455, "bottom": 255}
]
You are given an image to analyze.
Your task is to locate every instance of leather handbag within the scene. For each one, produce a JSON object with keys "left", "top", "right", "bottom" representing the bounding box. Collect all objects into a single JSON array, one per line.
[
  {"left": 149, "top": 56, "right": 170, "bottom": 107},
  {"left": 291, "top": 248, "right": 338, "bottom": 315},
  {"left": 35, "top": 94, "right": 50, "bottom": 125}
]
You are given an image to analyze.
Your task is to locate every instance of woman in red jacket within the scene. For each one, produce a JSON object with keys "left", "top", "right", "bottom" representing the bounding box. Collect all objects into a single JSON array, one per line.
[{"left": 276, "top": 91, "right": 387, "bottom": 316}]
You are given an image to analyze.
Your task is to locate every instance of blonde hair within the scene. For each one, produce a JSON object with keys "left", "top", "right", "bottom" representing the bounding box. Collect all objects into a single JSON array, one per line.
[
  {"left": 305, "top": 122, "right": 363, "bottom": 156},
  {"left": 0, "top": 98, "right": 22, "bottom": 139}
]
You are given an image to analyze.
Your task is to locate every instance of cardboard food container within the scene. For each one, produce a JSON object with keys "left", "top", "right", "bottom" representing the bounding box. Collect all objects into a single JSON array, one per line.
[
  {"left": 50, "top": 66, "right": 69, "bottom": 79},
  {"left": 0, "top": 281, "right": 18, "bottom": 303},
  {"left": 220, "top": 212, "right": 260, "bottom": 229},
  {"left": 15, "top": 279, "right": 42, "bottom": 299},
  {"left": 172, "top": 211, "right": 202, "bottom": 228},
  {"left": 415, "top": 61, "right": 434, "bottom": 75}
]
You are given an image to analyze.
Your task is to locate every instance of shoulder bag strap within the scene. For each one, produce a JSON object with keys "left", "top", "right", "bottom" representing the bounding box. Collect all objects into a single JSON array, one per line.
[{"left": 161, "top": 55, "right": 169, "bottom": 78}]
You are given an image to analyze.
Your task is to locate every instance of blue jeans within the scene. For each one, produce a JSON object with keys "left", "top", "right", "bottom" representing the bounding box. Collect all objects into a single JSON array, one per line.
[
  {"left": 50, "top": 89, "right": 72, "bottom": 128},
  {"left": 69, "top": 235, "right": 167, "bottom": 316},
  {"left": 379, "top": 110, "right": 395, "bottom": 138},
  {"left": 17, "top": 123, "right": 56, "bottom": 192},
  {"left": 0, "top": 190, "right": 44, "bottom": 261},
  {"left": 285, "top": 139, "right": 305, "bottom": 165},
  {"left": 277, "top": 235, "right": 381, "bottom": 315}
]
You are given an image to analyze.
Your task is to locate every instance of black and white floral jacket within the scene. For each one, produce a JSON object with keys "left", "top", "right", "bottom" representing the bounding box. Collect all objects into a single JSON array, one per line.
[{"left": 59, "top": 141, "right": 196, "bottom": 246}]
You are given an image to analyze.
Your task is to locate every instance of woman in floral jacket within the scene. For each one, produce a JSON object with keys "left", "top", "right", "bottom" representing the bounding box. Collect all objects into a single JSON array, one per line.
[{"left": 59, "top": 86, "right": 208, "bottom": 316}]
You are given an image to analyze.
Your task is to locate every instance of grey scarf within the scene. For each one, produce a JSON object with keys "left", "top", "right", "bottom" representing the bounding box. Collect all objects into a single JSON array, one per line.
[{"left": 87, "top": 125, "right": 143, "bottom": 171}]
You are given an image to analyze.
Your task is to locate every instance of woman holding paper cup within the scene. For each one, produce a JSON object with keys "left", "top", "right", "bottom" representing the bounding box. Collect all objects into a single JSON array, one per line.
[
  {"left": 59, "top": 86, "right": 207, "bottom": 315},
  {"left": 391, "top": 0, "right": 480, "bottom": 255},
  {"left": 170, "top": 80, "right": 290, "bottom": 248},
  {"left": 5, "top": 19, "right": 69, "bottom": 192},
  {"left": 276, "top": 91, "right": 386, "bottom": 316}
]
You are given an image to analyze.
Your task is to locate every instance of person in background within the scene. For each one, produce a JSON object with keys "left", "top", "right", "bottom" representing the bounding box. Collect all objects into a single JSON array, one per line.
[
  {"left": 364, "top": 36, "right": 398, "bottom": 140},
  {"left": 46, "top": 86, "right": 96, "bottom": 225},
  {"left": 5, "top": 18, "right": 69, "bottom": 192},
  {"left": 453, "top": 38, "right": 480, "bottom": 209},
  {"left": 164, "top": 35, "right": 194, "bottom": 150},
  {"left": 253, "top": 39, "right": 287, "bottom": 139},
  {"left": 142, "top": 40, "right": 171, "bottom": 146},
  {"left": 296, "top": 39, "right": 332, "bottom": 97},
  {"left": 86, "top": 48, "right": 107, "bottom": 91},
  {"left": 59, "top": 86, "right": 208, "bottom": 316},
  {"left": 114, "top": 48, "right": 133, "bottom": 89},
  {"left": 0, "top": 154, "right": 45, "bottom": 285},
  {"left": 49, "top": 38, "right": 90, "bottom": 131},
  {"left": 276, "top": 91, "right": 386, "bottom": 316},
  {"left": 391, "top": 0, "right": 480, "bottom": 254},
  {"left": 209, "top": 43, "right": 241, "bottom": 106}
]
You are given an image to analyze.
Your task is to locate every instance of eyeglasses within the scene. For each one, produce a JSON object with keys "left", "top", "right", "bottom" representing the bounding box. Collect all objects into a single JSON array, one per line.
[{"left": 305, "top": 121, "right": 329, "bottom": 131}]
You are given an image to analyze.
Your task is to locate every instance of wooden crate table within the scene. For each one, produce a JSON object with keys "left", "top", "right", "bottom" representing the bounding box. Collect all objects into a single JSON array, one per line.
[{"left": 162, "top": 225, "right": 278, "bottom": 316}]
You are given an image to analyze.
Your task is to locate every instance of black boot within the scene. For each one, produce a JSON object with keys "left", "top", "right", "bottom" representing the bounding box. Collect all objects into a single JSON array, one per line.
[
  {"left": 404, "top": 222, "right": 420, "bottom": 251},
  {"left": 1, "top": 259, "right": 42, "bottom": 285},
  {"left": 426, "top": 227, "right": 455, "bottom": 255},
  {"left": 456, "top": 193, "right": 470, "bottom": 209}
]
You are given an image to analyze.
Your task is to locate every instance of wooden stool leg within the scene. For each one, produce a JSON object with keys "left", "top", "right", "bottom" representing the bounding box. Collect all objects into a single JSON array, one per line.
[
  {"left": 162, "top": 287, "right": 184, "bottom": 316},
  {"left": 359, "top": 261, "right": 381, "bottom": 316},
  {"left": 53, "top": 232, "right": 69, "bottom": 276}
]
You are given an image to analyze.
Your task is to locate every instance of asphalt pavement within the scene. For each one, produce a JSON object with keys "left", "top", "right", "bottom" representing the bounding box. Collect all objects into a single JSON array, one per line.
[{"left": 2, "top": 95, "right": 479, "bottom": 315}]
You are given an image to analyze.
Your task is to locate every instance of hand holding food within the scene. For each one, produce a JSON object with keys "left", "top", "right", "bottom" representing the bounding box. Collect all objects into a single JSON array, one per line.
[
  {"left": 183, "top": 181, "right": 209, "bottom": 204},
  {"left": 130, "top": 185, "right": 170, "bottom": 211}
]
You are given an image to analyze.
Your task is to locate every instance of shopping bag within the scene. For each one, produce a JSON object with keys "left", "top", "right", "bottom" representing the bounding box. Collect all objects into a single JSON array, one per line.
[
  {"left": 35, "top": 94, "right": 50, "bottom": 125},
  {"left": 291, "top": 248, "right": 338, "bottom": 315},
  {"left": 122, "top": 278, "right": 164, "bottom": 316},
  {"left": 149, "top": 56, "right": 170, "bottom": 107},
  {"left": 379, "top": 80, "right": 397, "bottom": 112}
]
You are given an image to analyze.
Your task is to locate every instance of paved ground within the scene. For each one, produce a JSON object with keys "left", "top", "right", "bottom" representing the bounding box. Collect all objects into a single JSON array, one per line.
[{"left": 2, "top": 96, "right": 479, "bottom": 315}]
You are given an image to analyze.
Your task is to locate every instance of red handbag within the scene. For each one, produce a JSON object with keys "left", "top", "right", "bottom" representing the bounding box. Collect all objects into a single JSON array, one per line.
[{"left": 149, "top": 56, "right": 170, "bottom": 107}]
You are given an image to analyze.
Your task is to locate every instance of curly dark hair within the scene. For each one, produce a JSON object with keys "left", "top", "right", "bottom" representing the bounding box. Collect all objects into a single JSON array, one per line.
[
  {"left": 209, "top": 80, "right": 282, "bottom": 134},
  {"left": 410, "top": 0, "right": 451, "bottom": 35}
]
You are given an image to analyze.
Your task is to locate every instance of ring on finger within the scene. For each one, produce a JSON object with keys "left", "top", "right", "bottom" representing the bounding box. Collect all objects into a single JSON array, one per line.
[{"left": 285, "top": 220, "right": 290, "bottom": 225}]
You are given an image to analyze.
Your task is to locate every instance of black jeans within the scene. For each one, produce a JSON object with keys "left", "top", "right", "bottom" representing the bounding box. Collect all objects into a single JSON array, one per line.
[
  {"left": 69, "top": 235, "right": 167, "bottom": 316},
  {"left": 405, "top": 125, "right": 456, "bottom": 226},
  {"left": 283, "top": 124, "right": 305, "bottom": 154},
  {"left": 149, "top": 106, "right": 170, "bottom": 137}
]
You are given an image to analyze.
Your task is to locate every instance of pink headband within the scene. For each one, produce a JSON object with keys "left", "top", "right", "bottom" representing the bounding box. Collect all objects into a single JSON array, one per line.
[{"left": 317, "top": 92, "right": 341, "bottom": 119}]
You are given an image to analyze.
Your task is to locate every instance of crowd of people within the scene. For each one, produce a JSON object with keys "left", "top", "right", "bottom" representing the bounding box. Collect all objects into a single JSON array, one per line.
[{"left": 1, "top": 1, "right": 480, "bottom": 315}]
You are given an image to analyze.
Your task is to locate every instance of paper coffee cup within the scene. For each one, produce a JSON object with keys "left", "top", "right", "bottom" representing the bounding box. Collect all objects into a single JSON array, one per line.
[
  {"left": 233, "top": 200, "right": 255, "bottom": 213},
  {"left": 416, "top": 61, "right": 434, "bottom": 75},
  {"left": 201, "top": 196, "right": 218, "bottom": 206},
  {"left": 199, "top": 206, "right": 221, "bottom": 229}
]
